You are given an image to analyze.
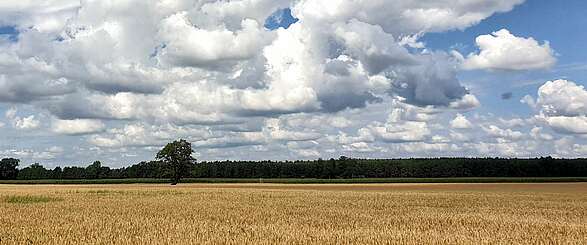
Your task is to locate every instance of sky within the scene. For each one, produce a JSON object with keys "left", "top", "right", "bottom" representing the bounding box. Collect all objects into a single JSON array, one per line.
[{"left": 1, "top": 0, "right": 587, "bottom": 168}]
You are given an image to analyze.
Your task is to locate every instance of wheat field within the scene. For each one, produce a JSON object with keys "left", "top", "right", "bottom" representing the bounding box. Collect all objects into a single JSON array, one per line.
[{"left": 1, "top": 183, "right": 586, "bottom": 244}]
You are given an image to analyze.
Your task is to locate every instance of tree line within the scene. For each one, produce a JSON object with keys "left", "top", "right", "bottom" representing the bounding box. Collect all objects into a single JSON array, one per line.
[
  {"left": 2, "top": 156, "right": 586, "bottom": 181},
  {"left": 0, "top": 140, "right": 197, "bottom": 184}
]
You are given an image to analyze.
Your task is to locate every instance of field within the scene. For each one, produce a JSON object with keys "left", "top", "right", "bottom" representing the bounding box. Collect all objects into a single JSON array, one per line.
[{"left": 1, "top": 183, "right": 586, "bottom": 244}]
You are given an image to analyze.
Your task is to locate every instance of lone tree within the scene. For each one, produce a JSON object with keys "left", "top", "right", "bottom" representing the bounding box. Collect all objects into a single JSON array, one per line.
[
  {"left": 0, "top": 158, "right": 19, "bottom": 180},
  {"left": 156, "top": 139, "right": 196, "bottom": 185}
]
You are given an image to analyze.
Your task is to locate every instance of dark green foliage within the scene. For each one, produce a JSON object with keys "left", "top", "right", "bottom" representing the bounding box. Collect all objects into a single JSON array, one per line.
[
  {"left": 51, "top": 167, "right": 63, "bottom": 179},
  {"left": 17, "top": 163, "right": 51, "bottom": 180},
  {"left": 85, "top": 161, "right": 111, "bottom": 179},
  {"left": 190, "top": 157, "right": 587, "bottom": 179},
  {"left": 0, "top": 158, "right": 19, "bottom": 180},
  {"left": 156, "top": 139, "right": 196, "bottom": 184},
  {"left": 62, "top": 166, "right": 87, "bottom": 179},
  {"left": 123, "top": 161, "right": 167, "bottom": 178},
  {"left": 1, "top": 155, "right": 587, "bottom": 181}
]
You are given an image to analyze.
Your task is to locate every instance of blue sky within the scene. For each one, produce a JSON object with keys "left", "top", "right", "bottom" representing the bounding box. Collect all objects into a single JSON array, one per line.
[
  {"left": 263, "top": 2, "right": 587, "bottom": 118},
  {"left": 423, "top": 0, "right": 587, "bottom": 117},
  {"left": 0, "top": 0, "right": 586, "bottom": 167},
  {"left": 0, "top": 26, "right": 18, "bottom": 42},
  {"left": 265, "top": 8, "right": 299, "bottom": 30}
]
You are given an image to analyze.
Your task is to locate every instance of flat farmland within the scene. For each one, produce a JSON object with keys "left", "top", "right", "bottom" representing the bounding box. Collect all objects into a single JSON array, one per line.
[{"left": 1, "top": 183, "right": 586, "bottom": 244}]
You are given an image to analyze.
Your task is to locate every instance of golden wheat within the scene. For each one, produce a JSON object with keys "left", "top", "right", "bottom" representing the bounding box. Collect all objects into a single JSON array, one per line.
[{"left": 0, "top": 183, "right": 586, "bottom": 244}]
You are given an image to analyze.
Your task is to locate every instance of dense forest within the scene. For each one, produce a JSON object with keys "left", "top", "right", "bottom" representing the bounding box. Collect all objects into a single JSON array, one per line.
[{"left": 1, "top": 156, "right": 586, "bottom": 180}]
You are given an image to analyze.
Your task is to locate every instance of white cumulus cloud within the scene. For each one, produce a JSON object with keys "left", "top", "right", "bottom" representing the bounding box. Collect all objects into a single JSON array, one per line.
[
  {"left": 8, "top": 0, "right": 582, "bottom": 162},
  {"left": 462, "top": 29, "right": 556, "bottom": 71},
  {"left": 5, "top": 107, "right": 41, "bottom": 130},
  {"left": 51, "top": 119, "right": 106, "bottom": 135},
  {"left": 530, "top": 80, "right": 587, "bottom": 135},
  {"left": 450, "top": 114, "right": 473, "bottom": 129}
]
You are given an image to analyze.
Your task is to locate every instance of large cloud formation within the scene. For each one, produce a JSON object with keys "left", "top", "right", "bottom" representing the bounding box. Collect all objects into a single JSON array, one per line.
[
  {"left": 532, "top": 80, "right": 587, "bottom": 135},
  {"left": 13, "top": 0, "right": 587, "bottom": 164},
  {"left": 0, "top": 0, "right": 523, "bottom": 116}
]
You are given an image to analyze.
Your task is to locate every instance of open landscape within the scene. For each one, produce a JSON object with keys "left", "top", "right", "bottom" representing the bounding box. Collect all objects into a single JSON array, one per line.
[
  {"left": 1, "top": 183, "right": 586, "bottom": 244},
  {"left": 2, "top": 0, "right": 587, "bottom": 244}
]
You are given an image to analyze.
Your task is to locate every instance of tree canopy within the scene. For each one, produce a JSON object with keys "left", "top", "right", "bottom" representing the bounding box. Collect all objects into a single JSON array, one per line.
[
  {"left": 2, "top": 152, "right": 587, "bottom": 181},
  {"left": 0, "top": 158, "right": 19, "bottom": 180},
  {"left": 156, "top": 139, "right": 196, "bottom": 185}
]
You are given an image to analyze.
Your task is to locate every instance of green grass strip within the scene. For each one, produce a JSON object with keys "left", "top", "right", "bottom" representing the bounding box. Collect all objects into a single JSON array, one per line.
[
  {"left": 4, "top": 195, "right": 63, "bottom": 204},
  {"left": 1, "top": 177, "right": 587, "bottom": 185}
]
